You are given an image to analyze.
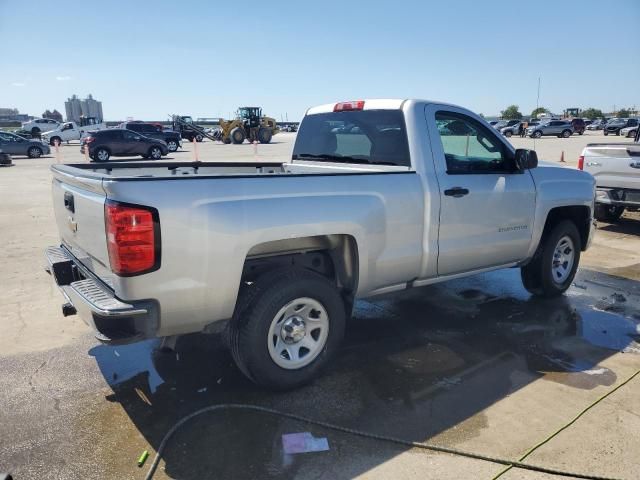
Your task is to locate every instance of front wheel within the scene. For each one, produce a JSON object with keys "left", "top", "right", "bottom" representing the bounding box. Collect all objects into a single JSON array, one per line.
[
  {"left": 504, "top": 131, "right": 512, "bottom": 138},
  {"left": 521, "top": 220, "right": 581, "bottom": 297},
  {"left": 166, "top": 140, "right": 179, "bottom": 152},
  {"left": 229, "top": 268, "right": 346, "bottom": 390},
  {"left": 148, "top": 146, "right": 163, "bottom": 160},
  {"left": 27, "top": 146, "right": 43, "bottom": 158},
  {"left": 604, "top": 131, "right": 609, "bottom": 136},
  {"left": 95, "top": 148, "right": 110, "bottom": 162},
  {"left": 533, "top": 130, "right": 542, "bottom": 138},
  {"left": 595, "top": 204, "right": 624, "bottom": 222},
  {"left": 258, "top": 128, "right": 272, "bottom": 144},
  {"left": 195, "top": 134, "right": 203, "bottom": 142}
]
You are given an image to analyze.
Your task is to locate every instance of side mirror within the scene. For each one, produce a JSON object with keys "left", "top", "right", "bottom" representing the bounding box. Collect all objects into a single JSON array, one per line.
[{"left": 514, "top": 149, "right": 538, "bottom": 171}]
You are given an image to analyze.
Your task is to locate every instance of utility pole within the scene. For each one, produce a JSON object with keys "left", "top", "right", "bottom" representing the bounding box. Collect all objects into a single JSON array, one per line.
[{"left": 536, "top": 76, "right": 541, "bottom": 113}]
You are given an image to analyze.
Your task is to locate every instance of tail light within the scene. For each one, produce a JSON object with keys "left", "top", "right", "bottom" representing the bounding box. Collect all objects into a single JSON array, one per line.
[
  {"left": 105, "top": 200, "right": 160, "bottom": 276},
  {"left": 334, "top": 100, "right": 365, "bottom": 112},
  {"left": 578, "top": 155, "right": 584, "bottom": 170},
  {"left": 84, "top": 136, "right": 95, "bottom": 143}
]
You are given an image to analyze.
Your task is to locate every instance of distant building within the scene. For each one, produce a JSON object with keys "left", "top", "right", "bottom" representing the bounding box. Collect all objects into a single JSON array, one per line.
[
  {"left": 42, "top": 109, "right": 63, "bottom": 122},
  {"left": 0, "top": 107, "right": 29, "bottom": 122},
  {"left": 65, "top": 94, "right": 103, "bottom": 123}
]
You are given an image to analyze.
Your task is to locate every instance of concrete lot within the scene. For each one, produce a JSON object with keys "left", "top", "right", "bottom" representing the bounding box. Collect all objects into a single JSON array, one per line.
[{"left": 0, "top": 131, "right": 639, "bottom": 479}]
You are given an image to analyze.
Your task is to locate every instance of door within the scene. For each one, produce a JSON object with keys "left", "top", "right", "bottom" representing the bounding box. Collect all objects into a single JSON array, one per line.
[
  {"left": 121, "top": 129, "right": 144, "bottom": 155},
  {"left": 0, "top": 132, "right": 22, "bottom": 155},
  {"left": 425, "top": 105, "right": 536, "bottom": 276}
]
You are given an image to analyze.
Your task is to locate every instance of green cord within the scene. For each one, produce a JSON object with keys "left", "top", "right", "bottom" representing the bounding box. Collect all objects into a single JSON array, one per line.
[{"left": 491, "top": 368, "right": 640, "bottom": 480}]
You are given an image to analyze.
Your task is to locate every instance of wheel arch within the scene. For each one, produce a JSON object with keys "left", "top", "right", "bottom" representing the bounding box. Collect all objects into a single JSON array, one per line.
[
  {"left": 241, "top": 234, "right": 360, "bottom": 310},
  {"left": 541, "top": 206, "right": 591, "bottom": 251}
]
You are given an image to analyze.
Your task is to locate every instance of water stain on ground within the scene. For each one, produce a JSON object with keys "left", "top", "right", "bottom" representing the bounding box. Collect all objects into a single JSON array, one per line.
[{"left": 77, "top": 268, "right": 640, "bottom": 479}]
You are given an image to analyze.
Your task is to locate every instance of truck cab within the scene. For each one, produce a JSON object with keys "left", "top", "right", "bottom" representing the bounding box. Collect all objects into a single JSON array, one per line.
[{"left": 41, "top": 117, "right": 106, "bottom": 145}]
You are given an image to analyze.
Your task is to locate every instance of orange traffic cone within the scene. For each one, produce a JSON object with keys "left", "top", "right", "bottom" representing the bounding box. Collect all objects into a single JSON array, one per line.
[{"left": 560, "top": 151, "right": 565, "bottom": 163}]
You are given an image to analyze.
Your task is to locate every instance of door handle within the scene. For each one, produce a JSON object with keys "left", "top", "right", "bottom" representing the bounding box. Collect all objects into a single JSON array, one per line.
[
  {"left": 586, "top": 162, "right": 601, "bottom": 167},
  {"left": 444, "top": 187, "right": 470, "bottom": 198}
]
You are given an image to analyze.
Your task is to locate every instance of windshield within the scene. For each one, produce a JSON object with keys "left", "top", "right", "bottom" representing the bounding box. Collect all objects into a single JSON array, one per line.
[{"left": 292, "top": 110, "right": 411, "bottom": 167}]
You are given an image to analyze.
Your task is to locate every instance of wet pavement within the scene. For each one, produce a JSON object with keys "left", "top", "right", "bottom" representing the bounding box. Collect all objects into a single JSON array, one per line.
[{"left": 1, "top": 267, "right": 639, "bottom": 479}]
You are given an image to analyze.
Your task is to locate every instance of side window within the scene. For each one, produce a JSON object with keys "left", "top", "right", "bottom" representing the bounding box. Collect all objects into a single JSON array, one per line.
[
  {"left": 127, "top": 124, "right": 142, "bottom": 132},
  {"left": 123, "top": 130, "right": 139, "bottom": 140},
  {"left": 435, "top": 111, "right": 512, "bottom": 174}
]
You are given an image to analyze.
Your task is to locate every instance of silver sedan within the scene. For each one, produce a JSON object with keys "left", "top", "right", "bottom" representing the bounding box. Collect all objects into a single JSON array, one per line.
[{"left": 0, "top": 131, "right": 51, "bottom": 158}]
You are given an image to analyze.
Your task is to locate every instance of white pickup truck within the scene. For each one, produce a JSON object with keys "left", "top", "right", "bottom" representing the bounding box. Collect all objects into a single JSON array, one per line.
[
  {"left": 41, "top": 117, "right": 106, "bottom": 145},
  {"left": 579, "top": 130, "right": 640, "bottom": 222},
  {"left": 45, "top": 99, "right": 595, "bottom": 389}
]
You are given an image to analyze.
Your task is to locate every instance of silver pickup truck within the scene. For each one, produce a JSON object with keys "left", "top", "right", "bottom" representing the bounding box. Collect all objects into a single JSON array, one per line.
[
  {"left": 579, "top": 130, "right": 640, "bottom": 222},
  {"left": 46, "top": 99, "right": 596, "bottom": 389}
]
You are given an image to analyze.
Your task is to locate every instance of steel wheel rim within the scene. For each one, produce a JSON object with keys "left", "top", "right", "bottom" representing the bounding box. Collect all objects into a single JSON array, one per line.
[
  {"left": 267, "top": 297, "right": 329, "bottom": 370},
  {"left": 552, "top": 235, "right": 575, "bottom": 284},
  {"left": 97, "top": 150, "right": 108, "bottom": 161}
]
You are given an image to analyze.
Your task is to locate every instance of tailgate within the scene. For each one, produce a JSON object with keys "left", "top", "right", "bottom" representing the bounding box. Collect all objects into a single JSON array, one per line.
[
  {"left": 584, "top": 144, "right": 640, "bottom": 189},
  {"left": 51, "top": 169, "right": 112, "bottom": 281}
]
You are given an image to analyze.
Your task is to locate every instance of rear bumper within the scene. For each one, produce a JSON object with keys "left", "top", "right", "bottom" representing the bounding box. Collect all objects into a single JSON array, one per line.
[
  {"left": 44, "top": 245, "right": 159, "bottom": 345},
  {"left": 596, "top": 188, "right": 640, "bottom": 208}
]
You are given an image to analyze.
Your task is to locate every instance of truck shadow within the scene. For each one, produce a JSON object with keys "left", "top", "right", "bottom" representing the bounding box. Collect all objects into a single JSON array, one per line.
[
  {"left": 597, "top": 216, "right": 640, "bottom": 235},
  {"left": 90, "top": 268, "right": 640, "bottom": 479}
]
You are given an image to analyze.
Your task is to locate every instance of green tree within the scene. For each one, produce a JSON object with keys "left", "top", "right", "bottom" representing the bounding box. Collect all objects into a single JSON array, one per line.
[
  {"left": 581, "top": 108, "right": 604, "bottom": 120},
  {"left": 501, "top": 105, "right": 523, "bottom": 120},
  {"left": 616, "top": 108, "right": 631, "bottom": 118},
  {"left": 530, "top": 107, "right": 548, "bottom": 119}
]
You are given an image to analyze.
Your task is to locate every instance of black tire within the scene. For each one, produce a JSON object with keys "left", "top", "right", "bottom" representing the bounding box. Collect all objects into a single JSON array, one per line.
[
  {"left": 579, "top": 131, "right": 584, "bottom": 135},
  {"left": 49, "top": 136, "right": 62, "bottom": 146},
  {"left": 95, "top": 148, "right": 110, "bottom": 162},
  {"left": 229, "top": 268, "right": 346, "bottom": 390},
  {"left": 505, "top": 131, "right": 512, "bottom": 138},
  {"left": 595, "top": 204, "right": 624, "bottom": 222},
  {"left": 166, "top": 139, "right": 179, "bottom": 152},
  {"left": 223, "top": 137, "right": 232, "bottom": 144},
  {"left": 604, "top": 131, "right": 609, "bottom": 136},
  {"left": 148, "top": 146, "right": 162, "bottom": 160},
  {"left": 27, "top": 146, "right": 42, "bottom": 158},
  {"left": 31, "top": 127, "right": 40, "bottom": 135},
  {"left": 258, "top": 128, "right": 273, "bottom": 144},
  {"left": 230, "top": 127, "right": 246, "bottom": 144},
  {"left": 561, "top": 129, "right": 571, "bottom": 138},
  {"left": 615, "top": 131, "right": 620, "bottom": 136},
  {"left": 196, "top": 134, "right": 203, "bottom": 142},
  {"left": 533, "top": 130, "right": 542, "bottom": 138},
  {"left": 520, "top": 220, "right": 581, "bottom": 297}
]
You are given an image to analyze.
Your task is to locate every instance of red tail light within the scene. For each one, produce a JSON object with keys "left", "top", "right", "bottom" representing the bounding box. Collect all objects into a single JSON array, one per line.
[
  {"left": 334, "top": 100, "right": 365, "bottom": 112},
  {"left": 84, "top": 136, "right": 95, "bottom": 144},
  {"left": 578, "top": 155, "right": 584, "bottom": 170},
  {"left": 105, "top": 200, "right": 160, "bottom": 276}
]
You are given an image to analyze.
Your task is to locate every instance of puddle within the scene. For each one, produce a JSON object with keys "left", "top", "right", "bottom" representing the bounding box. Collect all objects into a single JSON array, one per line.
[{"left": 89, "top": 339, "right": 164, "bottom": 393}]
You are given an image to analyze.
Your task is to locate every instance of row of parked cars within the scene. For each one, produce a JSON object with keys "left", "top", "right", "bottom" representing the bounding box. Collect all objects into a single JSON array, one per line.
[{"left": 490, "top": 117, "right": 639, "bottom": 139}]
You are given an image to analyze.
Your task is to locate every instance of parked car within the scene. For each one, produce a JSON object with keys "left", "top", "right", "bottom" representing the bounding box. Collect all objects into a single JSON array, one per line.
[
  {"left": 527, "top": 120, "right": 574, "bottom": 138},
  {"left": 586, "top": 119, "right": 605, "bottom": 130},
  {"left": 21, "top": 118, "right": 60, "bottom": 135},
  {"left": 570, "top": 118, "right": 585, "bottom": 135},
  {"left": 81, "top": 129, "right": 169, "bottom": 162},
  {"left": 580, "top": 130, "right": 639, "bottom": 222},
  {"left": 118, "top": 122, "right": 182, "bottom": 152},
  {"left": 0, "top": 131, "right": 51, "bottom": 158},
  {"left": 583, "top": 119, "right": 593, "bottom": 127},
  {"left": 41, "top": 117, "right": 107, "bottom": 145},
  {"left": 604, "top": 118, "right": 638, "bottom": 136},
  {"left": 500, "top": 122, "right": 523, "bottom": 137},
  {"left": 620, "top": 125, "right": 638, "bottom": 138},
  {"left": 493, "top": 119, "right": 519, "bottom": 130},
  {"left": 45, "top": 98, "right": 595, "bottom": 389}
]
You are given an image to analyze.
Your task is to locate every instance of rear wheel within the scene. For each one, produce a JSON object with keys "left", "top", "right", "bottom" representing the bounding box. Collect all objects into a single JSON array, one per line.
[
  {"left": 520, "top": 220, "right": 581, "bottom": 297},
  {"left": 561, "top": 129, "right": 571, "bottom": 138},
  {"left": 229, "top": 268, "right": 346, "bottom": 390},
  {"left": 148, "top": 146, "right": 163, "bottom": 160},
  {"left": 504, "top": 131, "right": 512, "bottom": 138},
  {"left": 533, "top": 130, "right": 542, "bottom": 138},
  {"left": 27, "top": 146, "right": 43, "bottom": 158},
  {"left": 258, "top": 128, "right": 273, "bottom": 144},
  {"left": 195, "top": 134, "right": 203, "bottom": 142},
  {"left": 95, "top": 148, "right": 110, "bottom": 162},
  {"left": 604, "top": 131, "right": 609, "bottom": 136},
  {"left": 595, "top": 204, "right": 624, "bottom": 222},
  {"left": 230, "top": 127, "right": 246, "bottom": 144},
  {"left": 615, "top": 131, "right": 620, "bottom": 136}
]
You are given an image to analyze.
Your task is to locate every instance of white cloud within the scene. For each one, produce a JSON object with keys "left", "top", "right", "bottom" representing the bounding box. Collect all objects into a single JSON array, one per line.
[
  {"left": 56, "top": 75, "right": 72, "bottom": 81},
  {"left": 11, "top": 82, "right": 25, "bottom": 87}
]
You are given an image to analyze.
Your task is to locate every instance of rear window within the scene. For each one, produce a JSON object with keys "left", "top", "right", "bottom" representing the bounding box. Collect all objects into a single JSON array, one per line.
[{"left": 292, "top": 110, "right": 411, "bottom": 167}]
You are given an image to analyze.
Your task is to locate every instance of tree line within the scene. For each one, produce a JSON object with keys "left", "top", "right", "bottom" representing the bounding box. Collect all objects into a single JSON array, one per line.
[{"left": 496, "top": 105, "right": 633, "bottom": 120}]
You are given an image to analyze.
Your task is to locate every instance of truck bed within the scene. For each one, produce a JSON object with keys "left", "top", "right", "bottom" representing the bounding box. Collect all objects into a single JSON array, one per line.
[{"left": 52, "top": 160, "right": 409, "bottom": 181}]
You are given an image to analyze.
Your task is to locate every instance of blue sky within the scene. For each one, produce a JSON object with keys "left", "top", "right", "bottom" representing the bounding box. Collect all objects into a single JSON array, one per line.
[{"left": 1, "top": 0, "right": 638, "bottom": 121}]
